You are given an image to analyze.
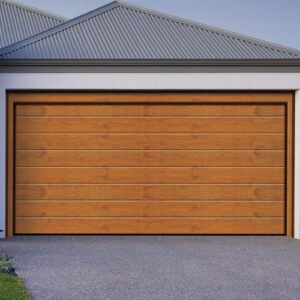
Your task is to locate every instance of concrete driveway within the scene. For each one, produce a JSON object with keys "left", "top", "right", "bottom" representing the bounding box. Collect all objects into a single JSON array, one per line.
[{"left": 1, "top": 236, "right": 300, "bottom": 300}]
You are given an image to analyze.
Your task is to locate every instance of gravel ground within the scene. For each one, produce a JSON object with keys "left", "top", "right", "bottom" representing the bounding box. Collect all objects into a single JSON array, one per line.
[{"left": 1, "top": 236, "right": 300, "bottom": 300}]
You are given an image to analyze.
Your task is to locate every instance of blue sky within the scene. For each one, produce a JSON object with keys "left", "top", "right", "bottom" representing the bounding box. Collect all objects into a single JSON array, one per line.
[{"left": 21, "top": 0, "right": 300, "bottom": 50}]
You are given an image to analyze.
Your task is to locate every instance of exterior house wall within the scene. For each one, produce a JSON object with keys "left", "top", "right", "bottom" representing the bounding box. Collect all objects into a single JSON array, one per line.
[{"left": 0, "top": 72, "right": 300, "bottom": 238}]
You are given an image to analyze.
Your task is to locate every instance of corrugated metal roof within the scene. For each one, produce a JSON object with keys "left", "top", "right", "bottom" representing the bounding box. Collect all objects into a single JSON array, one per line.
[
  {"left": 0, "top": 0, "right": 67, "bottom": 49},
  {"left": 1, "top": 0, "right": 300, "bottom": 60}
]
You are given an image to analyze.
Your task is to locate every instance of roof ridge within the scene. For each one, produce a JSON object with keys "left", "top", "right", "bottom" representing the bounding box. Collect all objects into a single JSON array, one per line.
[
  {"left": 116, "top": 0, "right": 300, "bottom": 56},
  {"left": 0, "top": 1, "right": 119, "bottom": 57},
  {"left": 0, "top": 0, "right": 68, "bottom": 22}
]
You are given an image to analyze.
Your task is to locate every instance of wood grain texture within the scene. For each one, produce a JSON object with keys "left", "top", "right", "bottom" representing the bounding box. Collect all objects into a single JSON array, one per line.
[
  {"left": 16, "top": 117, "right": 284, "bottom": 133},
  {"left": 15, "top": 184, "right": 285, "bottom": 201},
  {"left": 15, "top": 217, "right": 285, "bottom": 234},
  {"left": 16, "top": 167, "right": 285, "bottom": 184},
  {"left": 16, "top": 150, "right": 285, "bottom": 167},
  {"left": 16, "top": 134, "right": 285, "bottom": 150},
  {"left": 8, "top": 92, "right": 293, "bottom": 236},
  {"left": 16, "top": 201, "right": 284, "bottom": 217},
  {"left": 16, "top": 104, "right": 285, "bottom": 117},
  {"left": 10, "top": 92, "right": 293, "bottom": 104}
]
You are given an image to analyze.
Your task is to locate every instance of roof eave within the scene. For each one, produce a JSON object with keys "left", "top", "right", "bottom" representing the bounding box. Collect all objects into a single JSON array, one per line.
[{"left": 1, "top": 59, "right": 300, "bottom": 67}]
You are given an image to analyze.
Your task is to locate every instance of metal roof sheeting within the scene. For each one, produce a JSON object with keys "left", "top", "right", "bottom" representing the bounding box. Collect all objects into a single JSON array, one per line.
[
  {"left": 0, "top": 0, "right": 299, "bottom": 60},
  {"left": 0, "top": 0, "right": 67, "bottom": 49}
]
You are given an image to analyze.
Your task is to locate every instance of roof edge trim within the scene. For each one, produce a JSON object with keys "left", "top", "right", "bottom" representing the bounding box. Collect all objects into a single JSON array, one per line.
[{"left": 1, "top": 59, "right": 300, "bottom": 67}]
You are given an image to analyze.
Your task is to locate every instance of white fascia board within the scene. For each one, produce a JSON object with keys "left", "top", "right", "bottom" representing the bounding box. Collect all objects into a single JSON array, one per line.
[
  {"left": 0, "top": 73, "right": 300, "bottom": 90},
  {"left": 0, "top": 72, "right": 300, "bottom": 238}
]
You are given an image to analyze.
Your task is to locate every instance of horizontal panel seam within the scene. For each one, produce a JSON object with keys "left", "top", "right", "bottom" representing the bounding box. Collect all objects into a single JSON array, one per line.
[{"left": 15, "top": 216, "right": 286, "bottom": 220}]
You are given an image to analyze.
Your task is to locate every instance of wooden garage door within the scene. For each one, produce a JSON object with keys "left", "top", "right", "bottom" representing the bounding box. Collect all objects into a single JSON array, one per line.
[{"left": 11, "top": 93, "right": 291, "bottom": 234}]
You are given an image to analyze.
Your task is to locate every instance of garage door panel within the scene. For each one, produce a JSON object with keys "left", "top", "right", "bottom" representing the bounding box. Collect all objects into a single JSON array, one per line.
[
  {"left": 16, "top": 134, "right": 285, "bottom": 150},
  {"left": 15, "top": 184, "right": 285, "bottom": 201},
  {"left": 13, "top": 99, "right": 288, "bottom": 235},
  {"left": 16, "top": 150, "right": 285, "bottom": 167},
  {"left": 16, "top": 104, "right": 285, "bottom": 117},
  {"left": 16, "top": 117, "right": 284, "bottom": 134},
  {"left": 15, "top": 217, "right": 285, "bottom": 234},
  {"left": 11, "top": 91, "right": 291, "bottom": 104},
  {"left": 16, "top": 167, "right": 284, "bottom": 184},
  {"left": 16, "top": 201, "right": 285, "bottom": 217}
]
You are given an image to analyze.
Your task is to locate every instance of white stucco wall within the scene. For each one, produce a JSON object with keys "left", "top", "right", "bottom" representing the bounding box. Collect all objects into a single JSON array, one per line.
[{"left": 0, "top": 72, "right": 300, "bottom": 238}]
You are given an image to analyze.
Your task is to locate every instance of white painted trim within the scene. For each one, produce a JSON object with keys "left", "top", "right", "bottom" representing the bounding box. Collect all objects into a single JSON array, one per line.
[
  {"left": 0, "top": 72, "right": 300, "bottom": 238},
  {"left": 294, "top": 90, "right": 300, "bottom": 239},
  {"left": 1, "top": 73, "right": 300, "bottom": 90},
  {"left": 0, "top": 89, "right": 5, "bottom": 239}
]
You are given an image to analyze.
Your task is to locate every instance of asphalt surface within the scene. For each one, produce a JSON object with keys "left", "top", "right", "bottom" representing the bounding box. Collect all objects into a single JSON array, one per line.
[{"left": 1, "top": 236, "right": 300, "bottom": 300}]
